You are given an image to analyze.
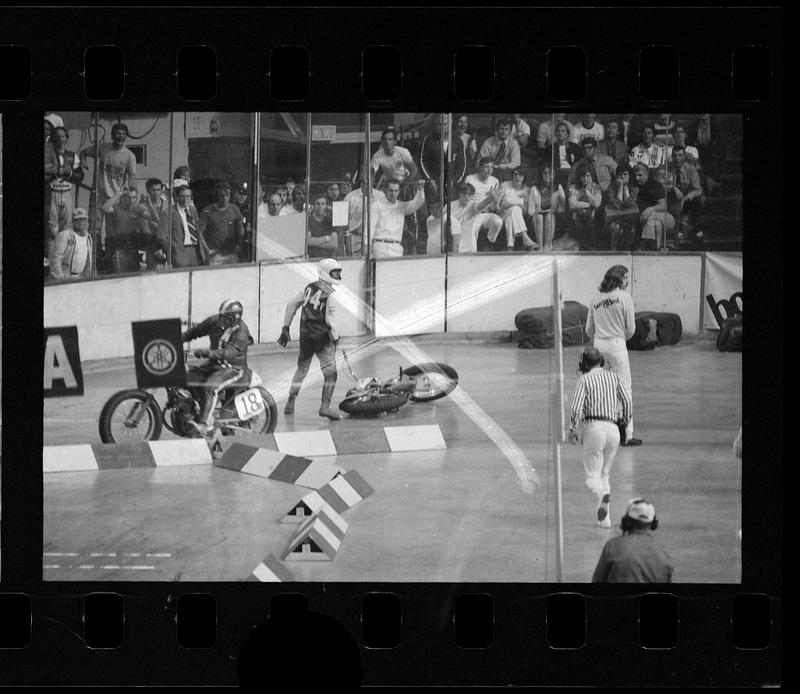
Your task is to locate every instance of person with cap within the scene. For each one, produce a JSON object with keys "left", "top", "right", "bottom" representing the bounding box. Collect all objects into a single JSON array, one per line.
[
  {"left": 181, "top": 299, "right": 253, "bottom": 435},
  {"left": 585, "top": 264, "right": 642, "bottom": 446},
  {"left": 569, "top": 346, "right": 633, "bottom": 528},
  {"left": 591, "top": 498, "right": 674, "bottom": 583},
  {"left": 48, "top": 207, "right": 94, "bottom": 281},
  {"left": 278, "top": 258, "right": 344, "bottom": 421}
]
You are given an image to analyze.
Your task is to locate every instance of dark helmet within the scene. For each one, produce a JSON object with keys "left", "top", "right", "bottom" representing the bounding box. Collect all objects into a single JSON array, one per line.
[{"left": 219, "top": 299, "right": 243, "bottom": 326}]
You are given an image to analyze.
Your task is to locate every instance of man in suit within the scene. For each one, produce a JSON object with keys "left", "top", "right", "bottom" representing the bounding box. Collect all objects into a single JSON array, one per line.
[{"left": 157, "top": 182, "right": 209, "bottom": 268}]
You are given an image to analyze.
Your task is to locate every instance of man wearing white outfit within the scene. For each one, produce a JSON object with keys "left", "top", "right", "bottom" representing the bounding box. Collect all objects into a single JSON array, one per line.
[
  {"left": 585, "top": 264, "right": 642, "bottom": 446},
  {"left": 369, "top": 179, "right": 425, "bottom": 259},
  {"left": 465, "top": 157, "right": 503, "bottom": 249},
  {"left": 569, "top": 347, "right": 633, "bottom": 528}
]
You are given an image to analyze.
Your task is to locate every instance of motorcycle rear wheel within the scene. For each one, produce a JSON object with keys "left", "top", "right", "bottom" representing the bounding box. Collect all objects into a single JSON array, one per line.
[
  {"left": 99, "top": 390, "right": 163, "bottom": 444},
  {"left": 339, "top": 392, "right": 410, "bottom": 416},
  {"left": 404, "top": 363, "right": 459, "bottom": 402},
  {"left": 219, "top": 386, "right": 278, "bottom": 435}
]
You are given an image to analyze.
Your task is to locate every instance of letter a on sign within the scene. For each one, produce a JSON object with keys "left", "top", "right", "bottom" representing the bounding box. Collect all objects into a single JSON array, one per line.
[
  {"left": 132, "top": 318, "right": 186, "bottom": 389},
  {"left": 44, "top": 326, "right": 84, "bottom": 397}
]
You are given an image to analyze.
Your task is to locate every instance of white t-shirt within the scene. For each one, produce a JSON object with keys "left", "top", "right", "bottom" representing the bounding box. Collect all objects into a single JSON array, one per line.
[
  {"left": 70, "top": 233, "right": 89, "bottom": 276},
  {"left": 371, "top": 146, "right": 415, "bottom": 182},
  {"left": 465, "top": 174, "right": 499, "bottom": 205},
  {"left": 586, "top": 288, "right": 636, "bottom": 342},
  {"left": 572, "top": 122, "right": 605, "bottom": 143}
]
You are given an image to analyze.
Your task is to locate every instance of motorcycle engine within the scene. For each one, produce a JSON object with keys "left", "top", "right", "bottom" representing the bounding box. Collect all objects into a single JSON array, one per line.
[{"left": 168, "top": 388, "right": 198, "bottom": 436}]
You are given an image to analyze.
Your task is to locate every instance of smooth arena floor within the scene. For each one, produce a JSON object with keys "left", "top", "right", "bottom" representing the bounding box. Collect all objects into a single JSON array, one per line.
[{"left": 43, "top": 337, "right": 741, "bottom": 582}]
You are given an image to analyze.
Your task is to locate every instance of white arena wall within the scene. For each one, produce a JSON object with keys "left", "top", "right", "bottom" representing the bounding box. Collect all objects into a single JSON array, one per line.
[{"left": 44, "top": 253, "right": 741, "bottom": 362}]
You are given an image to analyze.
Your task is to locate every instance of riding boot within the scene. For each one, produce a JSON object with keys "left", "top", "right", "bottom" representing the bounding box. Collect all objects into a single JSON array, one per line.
[
  {"left": 284, "top": 387, "right": 300, "bottom": 415},
  {"left": 319, "top": 384, "right": 341, "bottom": 420}
]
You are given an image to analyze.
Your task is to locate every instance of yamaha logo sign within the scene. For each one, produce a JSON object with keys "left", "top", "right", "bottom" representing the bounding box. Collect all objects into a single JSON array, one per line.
[
  {"left": 131, "top": 318, "right": 186, "bottom": 389},
  {"left": 142, "top": 339, "right": 178, "bottom": 376}
]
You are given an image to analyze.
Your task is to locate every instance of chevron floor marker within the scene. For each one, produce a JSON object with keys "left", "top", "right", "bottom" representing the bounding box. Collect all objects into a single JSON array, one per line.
[
  {"left": 280, "top": 490, "right": 349, "bottom": 529},
  {"left": 317, "top": 469, "right": 375, "bottom": 514},
  {"left": 384, "top": 424, "right": 447, "bottom": 452},
  {"left": 282, "top": 508, "right": 347, "bottom": 562},
  {"left": 215, "top": 443, "right": 288, "bottom": 478},
  {"left": 273, "top": 430, "right": 338, "bottom": 457},
  {"left": 292, "top": 459, "right": 345, "bottom": 490},
  {"left": 43, "top": 440, "right": 212, "bottom": 473},
  {"left": 247, "top": 553, "right": 295, "bottom": 582}
]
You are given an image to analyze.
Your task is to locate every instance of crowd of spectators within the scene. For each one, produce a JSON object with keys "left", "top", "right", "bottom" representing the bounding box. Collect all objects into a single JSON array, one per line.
[{"left": 44, "top": 113, "right": 736, "bottom": 282}]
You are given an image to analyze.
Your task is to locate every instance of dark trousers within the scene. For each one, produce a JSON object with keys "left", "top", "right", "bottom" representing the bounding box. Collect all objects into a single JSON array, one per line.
[{"left": 186, "top": 362, "right": 239, "bottom": 424}]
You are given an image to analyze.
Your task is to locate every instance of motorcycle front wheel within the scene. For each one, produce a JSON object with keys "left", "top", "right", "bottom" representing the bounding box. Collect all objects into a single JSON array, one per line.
[
  {"left": 99, "top": 390, "right": 163, "bottom": 444},
  {"left": 404, "top": 363, "right": 459, "bottom": 402}
]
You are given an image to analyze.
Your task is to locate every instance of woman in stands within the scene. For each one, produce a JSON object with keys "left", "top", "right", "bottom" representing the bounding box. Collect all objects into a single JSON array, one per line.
[
  {"left": 497, "top": 167, "right": 538, "bottom": 250},
  {"left": 569, "top": 168, "right": 603, "bottom": 250},
  {"left": 528, "top": 165, "right": 566, "bottom": 252}
]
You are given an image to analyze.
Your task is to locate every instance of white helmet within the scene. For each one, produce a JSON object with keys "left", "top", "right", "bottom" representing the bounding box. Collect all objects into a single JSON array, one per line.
[{"left": 318, "top": 258, "right": 343, "bottom": 286}]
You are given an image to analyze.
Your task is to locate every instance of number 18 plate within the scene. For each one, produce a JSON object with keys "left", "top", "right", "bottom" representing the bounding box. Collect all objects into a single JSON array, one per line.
[{"left": 234, "top": 388, "right": 266, "bottom": 421}]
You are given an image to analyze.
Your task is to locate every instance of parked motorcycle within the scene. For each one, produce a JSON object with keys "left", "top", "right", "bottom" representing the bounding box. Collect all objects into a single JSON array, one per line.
[
  {"left": 337, "top": 351, "right": 459, "bottom": 416},
  {"left": 98, "top": 353, "right": 278, "bottom": 444}
]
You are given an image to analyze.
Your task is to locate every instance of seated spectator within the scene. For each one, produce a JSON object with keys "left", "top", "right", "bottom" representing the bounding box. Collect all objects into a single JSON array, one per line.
[
  {"left": 666, "top": 145, "right": 704, "bottom": 243},
  {"left": 603, "top": 165, "right": 639, "bottom": 250},
  {"left": 542, "top": 121, "right": 584, "bottom": 191},
  {"left": 687, "top": 114, "right": 724, "bottom": 195},
  {"left": 569, "top": 169, "right": 603, "bottom": 249},
  {"left": 628, "top": 125, "right": 665, "bottom": 171},
  {"left": 571, "top": 113, "right": 605, "bottom": 144},
  {"left": 510, "top": 114, "right": 533, "bottom": 149},
  {"left": 344, "top": 178, "right": 368, "bottom": 256},
  {"left": 665, "top": 123, "right": 701, "bottom": 169},
  {"left": 465, "top": 157, "right": 504, "bottom": 251},
  {"left": 425, "top": 200, "right": 461, "bottom": 255},
  {"left": 527, "top": 165, "right": 566, "bottom": 252},
  {"left": 199, "top": 180, "right": 244, "bottom": 264},
  {"left": 632, "top": 162, "right": 674, "bottom": 250},
  {"left": 307, "top": 194, "right": 339, "bottom": 258},
  {"left": 371, "top": 126, "right": 418, "bottom": 187},
  {"left": 101, "top": 186, "right": 146, "bottom": 274},
  {"left": 137, "top": 179, "right": 169, "bottom": 270},
  {"left": 45, "top": 126, "right": 84, "bottom": 252},
  {"left": 569, "top": 137, "right": 617, "bottom": 192},
  {"left": 157, "top": 183, "right": 209, "bottom": 268},
  {"left": 598, "top": 120, "right": 630, "bottom": 168},
  {"left": 498, "top": 167, "right": 538, "bottom": 250},
  {"left": 452, "top": 114, "right": 478, "bottom": 174},
  {"left": 537, "top": 113, "right": 574, "bottom": 149},
  {"left": 369, "top": 179, "right": 426, "bottom": 259},
  {"left": 653, "top": 113, "right": 677, "bottom": 148},
  {"left": 478, "top": 118, "right": 521, "bottom": 181},
  {"left": 449, "top": 182, "right": 500, "bottom": 253},
  {"left": 48, "top": 207, "right": 94, "bottom": 281}
]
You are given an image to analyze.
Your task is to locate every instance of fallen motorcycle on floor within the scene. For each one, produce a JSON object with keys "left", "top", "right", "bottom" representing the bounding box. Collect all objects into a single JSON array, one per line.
[{"left": 337, "top": 350, "right": 459, "bottom": 416}]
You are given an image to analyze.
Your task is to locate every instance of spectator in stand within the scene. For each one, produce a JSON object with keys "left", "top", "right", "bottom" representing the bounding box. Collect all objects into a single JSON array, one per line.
[
  {"left": 344, "top": 178, "right": 368, "bottom": 255},
  {"left": 325, "top": 182, "right": 341, "bottom": 207},
  {"left": 369, "top": 179, "right": 425, "bottom": 259},
  {"left": 173, "top": 165, "right": 192, "bottom": 185},
  {"left": 232, "top": 182, "right": 249, "bottom": 220},
  {"left": 603, "top": 165, "right": 639, "bottom": 251},
  {"left": 138, "top": 179, "right": 169, "bottom": 270},
  {"left": 199, "top": 180, "right": 244, "bottom": 264},
  {"left": 653, "top": 113, "right": 677, "bottom": 148},
  {"left": 261, "top": 192, "right": 283, "bottom": 218},
  {"left": 425, "top": 200, "right": 458, "bottom": 255},
  {"left": 276, "top": 185, "right": 290, "bottom": 212},
  {"left": 371, "top": 126, "right": 418, "bottom": 187},
  {"left": 497, "top": 167, "right": 538, "bottom": 250},
  {"left": 666, "top": 145, "right": 704, "bottom": 244},
  {"left": 478, "top": 118, "right": 521, "bottom": 181},
  {"left": 569, "top": 137, "right": 617, "bottom": 192},
  {"left": 537, "top": 113, "right": 575, "bottom": 149},
  {"left": 453, "top": 114, "right": 479, "bottom": 174},
  {"left": 543, "top": 122, "right": 584, "bottom": 192},
  {"left": 687, "top": 114, "right": 724, "bottom": 195},
  {"left": 632, "top": 162, "right": 674, "bottom": 250},
  {"left": 78, "top": 121, "right": 137, "bottom": 250},
  {"left": 569, "top": 169, "right": 603, "bottom": 250},
  {"left": 285, "top": 177, "right": 296, "bottom": 198},
  {"left": 44, "top": 113, "right": 63, "bottom": 142},
  {"left": 465, "top": 157, "right": 504, "bottom": 251},
  {"left": 420, "top": 113, "right": 451, "bottom": 187},
  {"left": 598, "top": 120, "right": 630, "bottom": 168},
  {"left": 571, "top": 113, "right": 605, "bottom": 144},
  {"left": 45, "top": 127, "right": 84, "bottom": 249},
  {"left": 289, "top": 186, "right": 307, "bottom": 214},
  {"left": 592, "top": 499, "right": 674, "bottom": 583},
  {"left": 307, "top": 194, "right": 338, "bottom": 258},
  {"left": 48, "top": 207, "right": 94, "bottom": 281},
  {"left": 528, "top": 164, "right": 566, "bottom": 252},
  {"left": 510, "top": 114, "right": 532, "bottom": 149},
  {"left": 157, "top": 183, "right": 209, "bottom": 268},
  {"left": 618, "top": 113, "right": 647, "bottom": 148},
  {"left": 666, "top": 123, "right": 700, "bottom": 169},
  {"left": 101, "top": 186, "right": 145, "bottom": 274},
  {"left": 449, "top": 182, "right": 500, "bottom": 253},
  {"left": 628, "top": 125, "right": 665, "bottom": 172}
]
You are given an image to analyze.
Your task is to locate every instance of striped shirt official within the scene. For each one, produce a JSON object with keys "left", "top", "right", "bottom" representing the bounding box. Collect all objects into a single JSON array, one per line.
[{"left": 570, "top": 367, "right": 632, "bottom": 430}]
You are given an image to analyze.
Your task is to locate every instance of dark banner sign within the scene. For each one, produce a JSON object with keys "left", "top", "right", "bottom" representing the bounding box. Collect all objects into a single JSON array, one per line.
[
  {"left": 44, "top": 326, "right": 84, "bottom": 397},
  {"left": 131, "top": 318, "right": 186, "bottom": 389}
]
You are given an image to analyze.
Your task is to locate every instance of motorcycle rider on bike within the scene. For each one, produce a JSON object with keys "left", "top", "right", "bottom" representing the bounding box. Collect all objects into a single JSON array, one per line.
[
  {"left": 278, "top": 257, "right": 342, "bottom": 420},
  {"left": 182, "top": 298, "right": 254, "bottom": 434}
]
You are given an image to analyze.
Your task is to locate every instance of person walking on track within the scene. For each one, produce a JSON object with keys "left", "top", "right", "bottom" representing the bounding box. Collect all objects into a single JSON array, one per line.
[
  {"left": 569, "top": 347, "right": 633, "bottom": 528},
  {"left": 591, "top": 498, "right": 674, "bottom": 582},
  {"left": 585, "top": 264, "right": 642, "bottom": 446},
  {"left": 278, "top": 257, "right": 343, "bottom": 420}
]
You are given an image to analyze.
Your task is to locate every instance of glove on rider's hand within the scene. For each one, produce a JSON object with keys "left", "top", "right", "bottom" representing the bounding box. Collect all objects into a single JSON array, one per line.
[
  {"left": 194, "top": 348, "right": 211, "bottom": 359},
  {"left": 277, "top": 326, "right": 290, "bottom": 348}
]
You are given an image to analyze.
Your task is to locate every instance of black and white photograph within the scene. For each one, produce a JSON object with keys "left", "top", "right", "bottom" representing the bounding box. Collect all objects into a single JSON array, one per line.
[{"left": 42, "top": 111, "right": 743, "bottom": 583}]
